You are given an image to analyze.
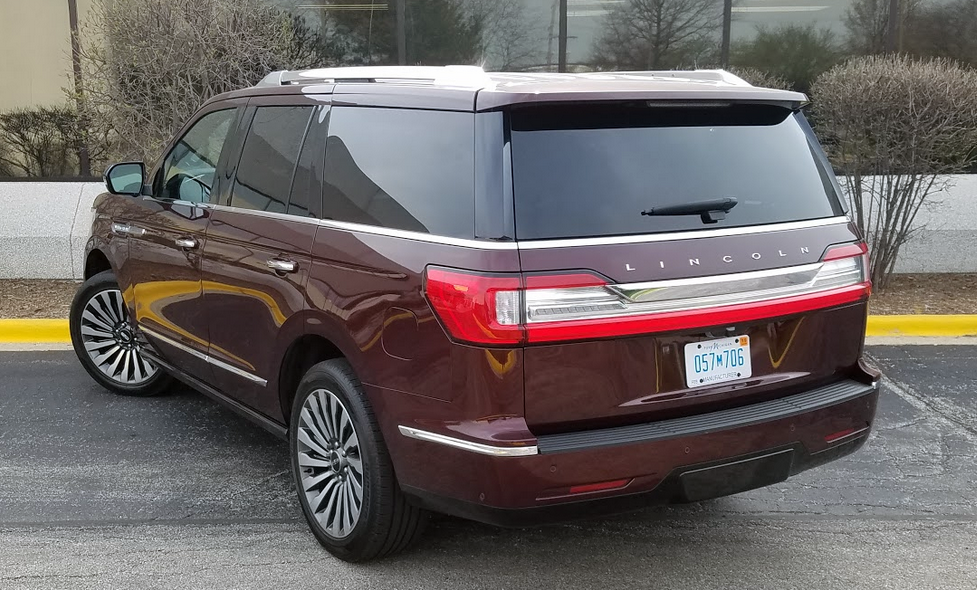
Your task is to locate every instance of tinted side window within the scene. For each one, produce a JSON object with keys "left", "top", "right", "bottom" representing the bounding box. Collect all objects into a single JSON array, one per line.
[
  {"left": 158, "top": 108, "right": 236, "bottom": 203},
  {"left": 322, "top": 107, "right": 474, "bottom": 238},
  {"left": 287, "top": 106, "right": 329, "bottom": 219},
  {"left": 230, "top": 106, "right": 313, "bottom": 213}
]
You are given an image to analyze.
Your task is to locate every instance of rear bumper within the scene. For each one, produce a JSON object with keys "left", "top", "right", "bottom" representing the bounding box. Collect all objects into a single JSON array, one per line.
[{"left": 394, "top": 378, "right": 879, "bottom": 526}]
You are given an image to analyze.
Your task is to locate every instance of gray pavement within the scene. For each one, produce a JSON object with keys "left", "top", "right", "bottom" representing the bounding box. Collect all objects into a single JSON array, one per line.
[{"left": 0, "top": 346, "right": 975, "bottom": 589}]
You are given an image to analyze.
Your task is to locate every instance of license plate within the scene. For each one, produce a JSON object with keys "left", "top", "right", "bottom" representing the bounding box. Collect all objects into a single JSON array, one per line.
[{"left": 684, "top": 335, "right": 752, "bottom": 388}]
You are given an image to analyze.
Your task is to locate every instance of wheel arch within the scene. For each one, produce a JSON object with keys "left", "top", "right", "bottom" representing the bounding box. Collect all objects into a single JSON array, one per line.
[
  {"left": 277, "top": 331, "right": 351, "bottom": 425},
  {"left": 84, "top": 248, "right": 113, "bottom": 280}
]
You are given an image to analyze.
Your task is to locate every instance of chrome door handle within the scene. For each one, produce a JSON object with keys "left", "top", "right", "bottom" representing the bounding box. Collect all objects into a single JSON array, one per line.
[
  {"left": 267, "top": 259, "right": 297, "bottom": 273},
  {"left": 112, "top": 223, "right": 146, "bottom": 237},
  {"left": 175, "top": 237, "right": 198, "bottom": 249}
]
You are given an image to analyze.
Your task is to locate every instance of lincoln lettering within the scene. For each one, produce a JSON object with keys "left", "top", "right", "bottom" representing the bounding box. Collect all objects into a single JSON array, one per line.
[{"left": 627, "top": 246, "right": 814, "bottom": 271}]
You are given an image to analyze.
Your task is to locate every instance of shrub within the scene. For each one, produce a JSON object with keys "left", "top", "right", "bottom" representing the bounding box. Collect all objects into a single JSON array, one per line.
[
  {"left": 731, "top": 24, "right": 843, "bottom": 93},
  {"left": 77, "top": 0, "right": 328, "bottom": 164},
  {"left": 0, "top": 107, "right": 86, "bottom": 177},
  {"left": 813, "top": 55, "right": 977, "bottom": 288},
  {"left": 726, "top": 67, "right": 791, "bottom": 91}
]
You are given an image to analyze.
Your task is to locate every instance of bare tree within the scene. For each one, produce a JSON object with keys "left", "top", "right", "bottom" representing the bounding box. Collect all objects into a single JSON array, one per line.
[
  {"left": 844, "top": 0, "right": 922, "bottom": 54},
  {"left": 904, "top": 0, "right": 977, "bottom": 66},
  {"left": 469, "top": 0, "right": 543, "bottom": 70},
  {"left": 77, "top": 0, "right": 327, "bottom": 164},
  {"left": 0, "top": 108, "right": 107, "bottom": 177},
  {"left": 590, "top": 0, "right": 721, "bottom": 70},
  {"left": 320, "top": 0, "right": 482, "bottom": 67},
  {"left": 813, "top": 56, "right": 977, "bottom": 288}
]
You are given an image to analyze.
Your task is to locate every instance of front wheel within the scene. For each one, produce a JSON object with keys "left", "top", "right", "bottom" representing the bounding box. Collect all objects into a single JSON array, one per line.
[
  {"left": 290, "top": 359, "right": 427, "bottom": 562},
  {"left": 69, "top": 270, "right": 172, "bottom": 396}
]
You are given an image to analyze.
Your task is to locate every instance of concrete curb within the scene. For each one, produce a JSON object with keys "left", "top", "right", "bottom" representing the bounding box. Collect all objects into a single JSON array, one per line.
[
  {"left": 2, "top": 316, "right": 976, "bottom": 343},
  {"left": 0, "top": 319, "right": 72, "bottom": 342},
  {"left": 0, "top": 320, "right": 71, "bottom": 343},
  {"left": 865, "top": 315, "right": 977, "bottom": 338}
]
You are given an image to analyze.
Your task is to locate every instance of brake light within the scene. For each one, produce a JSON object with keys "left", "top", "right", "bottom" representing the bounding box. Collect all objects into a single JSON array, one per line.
[
  {"left": 424, "top": 268, "right": 523, "bottom": 345},
  {"left": 424, "top": 242, "right": 871, "bottom": 346}
]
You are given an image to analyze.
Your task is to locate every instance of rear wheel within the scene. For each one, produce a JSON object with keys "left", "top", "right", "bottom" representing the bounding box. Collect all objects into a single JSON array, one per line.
[
  {"left": 290, "top": 359, "right": 427, "bottom": 562},
  {"left": 69, "top": 270, "right": 171, "bottom": 396}
]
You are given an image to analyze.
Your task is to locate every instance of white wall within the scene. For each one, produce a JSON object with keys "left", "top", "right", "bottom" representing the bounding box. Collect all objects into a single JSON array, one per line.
[
  {"left": 0, "top": 176, "right": 974, "bottom": 280},
  {"left": 846, "top": 174, "right": 977, "bottom": 274},
  {"left": 0, "top": 182, "right": 101, "bottom": 280}
]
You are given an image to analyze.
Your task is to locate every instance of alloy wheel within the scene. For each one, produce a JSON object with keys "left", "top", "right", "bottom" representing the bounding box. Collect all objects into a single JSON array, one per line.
[
  {"left": 297, "top": 389, "right": 365, "bottom": 539},
  {"left": 78, "top": 289, "right": 157, "bottom": 385}
]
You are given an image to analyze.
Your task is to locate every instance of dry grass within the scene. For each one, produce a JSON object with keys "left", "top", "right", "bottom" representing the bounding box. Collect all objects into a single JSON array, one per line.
[
  {"left": 0, "top": 280, "right": 78, "bottom": 319},
  {"left": 869, "top": 274, "right": 977, "bottom": 315}
]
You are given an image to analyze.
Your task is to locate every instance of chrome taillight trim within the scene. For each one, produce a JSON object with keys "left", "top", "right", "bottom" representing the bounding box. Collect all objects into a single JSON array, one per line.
[
  {"left": 522, "top": 256, "right": 867, "bottom": 324},
  {"left": 612, "top": 262, "right": 824, "bottom": 302}
]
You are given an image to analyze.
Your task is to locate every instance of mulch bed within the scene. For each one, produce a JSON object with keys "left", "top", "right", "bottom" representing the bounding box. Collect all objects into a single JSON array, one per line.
[{"left": 0, "top": 274, "right": 974, "bottom": 319}]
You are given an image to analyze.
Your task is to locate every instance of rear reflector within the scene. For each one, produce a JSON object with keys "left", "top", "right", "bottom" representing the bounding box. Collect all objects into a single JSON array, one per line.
[
  {"left": 824, "top": 427, "right": 860, "bottom": 443},
  {"left": 424, "top": 241, "right": 871, "bottom": 346},
  {"left": 568, "top": 478, "right": 631, "bottom": 495}
]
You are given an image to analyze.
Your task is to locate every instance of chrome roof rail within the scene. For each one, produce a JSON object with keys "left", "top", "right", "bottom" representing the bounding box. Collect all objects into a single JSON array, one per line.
[{"left": 256, "top": 65, "right": 494, "bottom": 89}]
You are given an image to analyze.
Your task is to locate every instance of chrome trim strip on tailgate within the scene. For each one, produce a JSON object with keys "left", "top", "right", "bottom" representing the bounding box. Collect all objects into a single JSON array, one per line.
[
  {"left": 516, "top": 216, "right": 850, "bottom": 249},
  {"left": 536, "top": 379, "right": 876, "bottom": 454}
]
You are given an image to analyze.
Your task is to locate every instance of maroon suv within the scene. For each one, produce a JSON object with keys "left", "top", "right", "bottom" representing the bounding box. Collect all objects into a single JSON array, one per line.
[{"left": 71, "top": 67, "right": 879, "bottom": 562}]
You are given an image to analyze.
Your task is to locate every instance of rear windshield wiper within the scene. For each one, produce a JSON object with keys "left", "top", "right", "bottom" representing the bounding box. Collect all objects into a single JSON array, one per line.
[{"left": 640, "top": 197, "right": 738, "bottom": 224}]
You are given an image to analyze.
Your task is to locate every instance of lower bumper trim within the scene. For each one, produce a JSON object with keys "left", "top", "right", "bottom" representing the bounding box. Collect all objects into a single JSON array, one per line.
[
  {"left": 537, "top": 378, "right": 876, "bottom": 454},
  {"left": 398, "top": 425, "right": 539, "bottom": 457},
  {"left": 403, "top": 434, "right": 869, "bottom": 527}
]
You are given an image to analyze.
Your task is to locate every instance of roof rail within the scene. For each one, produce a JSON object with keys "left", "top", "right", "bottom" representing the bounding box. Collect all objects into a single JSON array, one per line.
[
  {"left": 605, "top": 70, "right": 753, "bottom": 87},
  {"left": 256, "top": 65, "right": 494, "bottom": 89}
]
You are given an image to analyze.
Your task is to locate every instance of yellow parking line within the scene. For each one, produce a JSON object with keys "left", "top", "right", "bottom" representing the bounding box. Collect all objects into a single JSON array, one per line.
[
  {"left": 866, "top": 315, "right": 977, "bottom": 338},
  {"left": 1, "top": 315, "right": 976, "bottom": 343},
  {"left": 0, "top": 319, "right": 71, "bottom": 343}
]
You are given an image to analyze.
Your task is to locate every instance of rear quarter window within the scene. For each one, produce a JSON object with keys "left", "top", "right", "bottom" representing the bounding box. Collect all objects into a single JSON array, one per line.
[
  {"left": 230, "top": 106, "right": 314, "bottom": 214},
  {"left": 509, "top": 103, "right": 844, "bottom": 240},
  {"left": 322, "top": 107, "right": 475, "bottom": 239}
]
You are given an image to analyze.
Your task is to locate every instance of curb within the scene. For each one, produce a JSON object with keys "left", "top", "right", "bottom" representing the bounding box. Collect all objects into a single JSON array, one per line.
[
  {"left": 2, "top": 316, "right": 977, "bottom": 343},
  {"left": 865, "top": 315, "right": 977, "bottom": 338},
  {"left": 0, "top": 319, "right": 71, "bottom": 343}
]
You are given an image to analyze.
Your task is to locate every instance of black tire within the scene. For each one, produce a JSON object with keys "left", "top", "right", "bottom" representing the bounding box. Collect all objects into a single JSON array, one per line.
[
  {"left": 69, "top": 270, "right": 172, "bottom": 397},
  {"left": 290, "top": 359, "right": 427, "bottom": 562}
]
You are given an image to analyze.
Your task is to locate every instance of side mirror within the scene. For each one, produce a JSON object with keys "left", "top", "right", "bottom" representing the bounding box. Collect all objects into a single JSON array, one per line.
[{"left": 104, "top": 162, "right": 146, "bottom": 196}]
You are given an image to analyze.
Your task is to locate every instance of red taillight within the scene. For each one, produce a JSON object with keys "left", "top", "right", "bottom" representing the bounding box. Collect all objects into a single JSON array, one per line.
[
  {"left": 423, "top": 268, "right": 523, "bottom": 345},
  {"left": 824, "top": 241, "right": 872, "bottom": 296},
  {"left": 823, "top": 241, "right": 867, "bottom": 261},
  {"left": 425, "top": 242, "right": 872, "bottom": 347}
]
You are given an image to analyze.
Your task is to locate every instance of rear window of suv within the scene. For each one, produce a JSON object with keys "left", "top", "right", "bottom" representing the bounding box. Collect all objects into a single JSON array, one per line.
[{"left": 509, "top": 103, "right": 844, "bottom": 240}]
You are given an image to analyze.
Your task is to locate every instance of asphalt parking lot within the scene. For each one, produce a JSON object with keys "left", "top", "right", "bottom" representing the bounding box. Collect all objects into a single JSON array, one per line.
[{"left": 0, "top": 345, "right": 975, "bottom": 589}]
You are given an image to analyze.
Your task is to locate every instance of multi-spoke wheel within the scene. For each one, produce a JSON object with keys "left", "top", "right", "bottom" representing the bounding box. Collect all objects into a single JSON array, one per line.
[
  {"left": 297, "top": 389, "right": 364, "bottom": 539},
  {"left": 290, "top": 359, "right": 427, "bottom": 562},
  {"left": 70, "top": 270, "right": 172, "bottom": 396}
]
